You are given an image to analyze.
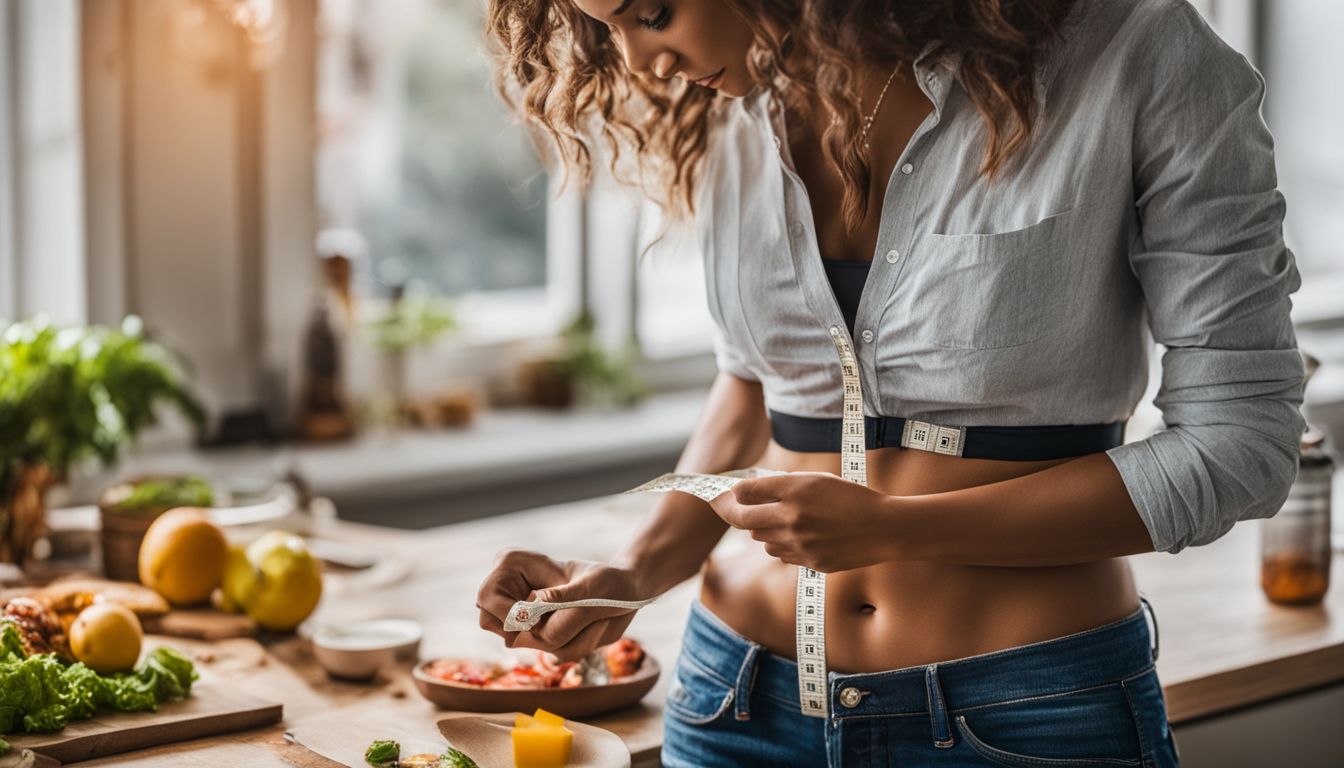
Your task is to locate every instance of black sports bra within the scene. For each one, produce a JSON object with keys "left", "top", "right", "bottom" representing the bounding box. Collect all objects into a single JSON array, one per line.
[{"left": 820, "top": 257, "right": 871, "bottom": 337}]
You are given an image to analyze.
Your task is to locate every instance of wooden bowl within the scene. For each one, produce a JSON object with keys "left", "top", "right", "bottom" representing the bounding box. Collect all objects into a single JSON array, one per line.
[{"left": 412, "top": 653, "right": 660, "bottom": 719}]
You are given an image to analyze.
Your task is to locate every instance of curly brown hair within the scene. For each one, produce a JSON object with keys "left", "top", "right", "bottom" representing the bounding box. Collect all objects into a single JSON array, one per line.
[{"left": 486, "top": 0, "right": 1078, "bottom": 234}]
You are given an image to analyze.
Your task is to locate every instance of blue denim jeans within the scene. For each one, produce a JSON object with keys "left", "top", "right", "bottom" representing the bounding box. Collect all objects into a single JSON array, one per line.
[{"left": 662, "top": 598, "right": 1179, "bottom": 767}]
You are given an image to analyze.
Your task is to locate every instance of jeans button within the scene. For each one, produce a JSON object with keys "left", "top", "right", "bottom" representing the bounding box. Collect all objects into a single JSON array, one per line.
[{"left": 839, "top": 687, "right": 863, "bottom": 708}]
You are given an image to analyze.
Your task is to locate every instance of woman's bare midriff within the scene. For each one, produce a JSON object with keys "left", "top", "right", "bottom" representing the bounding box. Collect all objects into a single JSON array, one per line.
[{"left": 699, "top": 441, "right": 1141, "bottom": 673}]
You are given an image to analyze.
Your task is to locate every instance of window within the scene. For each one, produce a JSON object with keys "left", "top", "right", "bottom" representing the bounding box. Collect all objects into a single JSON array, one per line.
[
  {"left": 1260, "top": 1, "right": 1344, "bottom": 280},
  {"left": 0, "top": 0, "right": 86, "bottom": 325},
  {"left": 1191, "top": 0, "right": 1343, "bottom": 280},
  {"left": 316, "top": 0, "right": 551, "bottom": 301},
  {"left": 315, "top": 0, "right": 715, "bottom": 359},
  {"left": 635, "top": 202, "right": 715, "bottom": 359}
]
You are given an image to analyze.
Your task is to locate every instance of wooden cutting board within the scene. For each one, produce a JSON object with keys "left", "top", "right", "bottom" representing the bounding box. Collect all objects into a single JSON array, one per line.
[
  {"left": 142, "top": 609, "right": 257, "bottom": 640},
  {"left": 5, "top": 682, "right": 282, "bottom": 764}
]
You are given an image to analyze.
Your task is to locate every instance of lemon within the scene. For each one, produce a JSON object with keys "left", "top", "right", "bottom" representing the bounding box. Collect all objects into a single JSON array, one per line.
[
  {"left": 138, "top": 508, "right": 228, "bottom": 606},
  {"left": 70, "top": 603, "right": 143, "bottom": 674},
  {"left": 222, "top": 531, "right": 323, "bottom": 632}
]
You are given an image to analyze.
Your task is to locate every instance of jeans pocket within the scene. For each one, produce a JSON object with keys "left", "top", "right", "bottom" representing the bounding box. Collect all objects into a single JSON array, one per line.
[
  {"left": 1121, "top": 668, "right": 1179, "bottom": 768},
  {"left": 953, "top": 680, "right": 1145, "bottom": 768},
  {"left": 664, "top": 650, "right": 735, "bottom": 726}
]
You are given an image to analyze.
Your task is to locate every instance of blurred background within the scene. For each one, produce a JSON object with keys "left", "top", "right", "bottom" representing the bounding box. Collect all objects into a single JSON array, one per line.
[{"left": 1, "top": 0, "right": 1341, "bottom": 531}]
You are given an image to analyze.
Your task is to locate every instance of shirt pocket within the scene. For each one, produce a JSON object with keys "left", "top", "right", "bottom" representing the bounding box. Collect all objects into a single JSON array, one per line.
[{"left": 917, "top": 207, "right": 1080, "bottom": 350}]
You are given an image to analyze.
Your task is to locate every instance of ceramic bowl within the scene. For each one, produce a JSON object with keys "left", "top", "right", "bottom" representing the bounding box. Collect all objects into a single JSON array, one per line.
[{"left": 312, "top": 619, "right": 423, "bottom": 681}]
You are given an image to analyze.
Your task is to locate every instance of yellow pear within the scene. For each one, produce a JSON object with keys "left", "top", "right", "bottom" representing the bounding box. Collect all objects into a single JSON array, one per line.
[
  {"left": 221, "top": 531, "right": 322, "bottom": 632},
  {"left": 70, "top": 603, "right": 143, "bottom": 674},
  {"left": 138, "top": 508, "right": 227, "bottom": 606}
]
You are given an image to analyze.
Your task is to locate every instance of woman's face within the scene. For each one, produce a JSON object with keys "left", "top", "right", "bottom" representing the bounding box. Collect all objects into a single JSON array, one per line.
[{"left": 570, "top": 0, "right": 757, "bottom": 97}]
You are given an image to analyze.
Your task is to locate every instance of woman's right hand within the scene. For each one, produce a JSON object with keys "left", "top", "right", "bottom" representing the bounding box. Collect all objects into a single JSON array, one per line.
[{"left": 476, "top": 549, "right": 651, "bottom": 662}]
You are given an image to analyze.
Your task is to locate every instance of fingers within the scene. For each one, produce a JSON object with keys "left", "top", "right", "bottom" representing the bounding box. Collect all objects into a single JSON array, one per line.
[
  {"left": 527, "top": 618, "right": 610, "bottom": 662},
  {"left": 731, "top": 477, "right": 782, "bottom": 506},
  {"left": 547, "top": 613, "right": 637, "bottom": 663},
  {"left": 528, "top": 603, "right": 632, "bottom": 650},
  {"left": 475, "top": 549, "right": 567, "bottom": 633},
  {"left": 711, "top": 494, "right": 785, "bottom": 531},
  {"left": 478, "top": 607, "right": 523, "bottom": 647},
  {"left": 733, "top": 471, "right": 836, "bottom": 505}
]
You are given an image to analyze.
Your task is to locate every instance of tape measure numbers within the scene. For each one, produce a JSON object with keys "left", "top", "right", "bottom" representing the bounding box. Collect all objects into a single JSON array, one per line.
[{"left": 792, "top": 324, "right": 869, "bottom": 718}]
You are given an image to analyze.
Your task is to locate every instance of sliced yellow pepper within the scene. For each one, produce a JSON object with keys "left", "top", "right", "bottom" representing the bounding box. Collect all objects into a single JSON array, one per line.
[{"left": 512, "top": 707, "right": 573, "bottom": 768}]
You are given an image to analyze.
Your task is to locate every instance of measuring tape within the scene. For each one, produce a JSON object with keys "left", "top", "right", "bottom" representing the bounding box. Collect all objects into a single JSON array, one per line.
[
  {"left": 793, "top": 325, "right": 867, "bottom": 718},
  {"left": 503, "top": 596, "right": 659, "bottom": 632},
  {"left": 622, "top": 326, "right": 865, "bottom": 719}
]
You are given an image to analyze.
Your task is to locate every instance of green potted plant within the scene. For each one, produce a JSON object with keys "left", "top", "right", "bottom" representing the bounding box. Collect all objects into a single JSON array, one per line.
[
  {"left": 97, "top": 474, "right": 214, "bottom": 581},
  {"left": 520, "top": 312, "right": 647, "bottom": 409},
  {"left": 360, "top": 287, "right": 457, "bottom": 426},
  {"left": 0, "top": 316, "right": 205, "bottom": 566}
]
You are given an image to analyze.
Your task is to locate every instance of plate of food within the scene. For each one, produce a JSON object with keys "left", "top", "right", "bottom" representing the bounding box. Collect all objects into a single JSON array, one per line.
[{"left": 413, "top": 638, "right": 658, "bottom": 719}]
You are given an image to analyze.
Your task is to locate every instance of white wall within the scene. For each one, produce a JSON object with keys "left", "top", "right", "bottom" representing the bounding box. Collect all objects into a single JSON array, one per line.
[{"left": 79, "top": 0, "right": 317, "bottom": 433}]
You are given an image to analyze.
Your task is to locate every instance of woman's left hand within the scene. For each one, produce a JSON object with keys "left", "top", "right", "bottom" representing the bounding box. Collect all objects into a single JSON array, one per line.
[{"left": 708, "top": 472, "right": 901, "bottom": 573}]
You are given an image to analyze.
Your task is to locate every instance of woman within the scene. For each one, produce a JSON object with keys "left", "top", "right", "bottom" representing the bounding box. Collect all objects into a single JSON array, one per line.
[{"left": 477, "top": 0, "right": 1304, "bottom": 765}]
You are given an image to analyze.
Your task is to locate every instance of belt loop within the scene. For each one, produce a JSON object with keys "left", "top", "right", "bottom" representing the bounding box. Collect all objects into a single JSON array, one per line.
[
  {"left": 924, "top": 665, "right": 954, "bottom": 748},
  {"left": 733, "top": 643, "right": 762, "bottom": 721},
  {"left": 1139, "top": 593, "right": 1160, "bottom": 662}
]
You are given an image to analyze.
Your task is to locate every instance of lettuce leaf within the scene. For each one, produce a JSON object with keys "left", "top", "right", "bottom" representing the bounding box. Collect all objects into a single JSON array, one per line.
[
  {"left": 0, "top": 620, "right": 25, "bottom": 663},
  {"left": 0, "top": 628, "right": 198, "bottom": 740}
]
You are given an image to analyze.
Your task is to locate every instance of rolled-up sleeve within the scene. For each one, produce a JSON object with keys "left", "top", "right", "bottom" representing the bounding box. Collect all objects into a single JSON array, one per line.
[
  {"left": 712, "top": 326, "right": 759, "bottom": 383},
  {"left": 1105, "top": 4, "right": 1305, "bottom": 554}
]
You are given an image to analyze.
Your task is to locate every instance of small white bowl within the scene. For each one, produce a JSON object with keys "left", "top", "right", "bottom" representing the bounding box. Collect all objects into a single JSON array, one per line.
[{"left": 312, "top": 619, "right": 423, "bottom": 681}]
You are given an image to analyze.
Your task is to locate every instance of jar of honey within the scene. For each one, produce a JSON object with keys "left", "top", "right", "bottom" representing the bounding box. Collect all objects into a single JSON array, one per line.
[{"left": 1261, "top": 429, "right": 1333, "bottom": 606}]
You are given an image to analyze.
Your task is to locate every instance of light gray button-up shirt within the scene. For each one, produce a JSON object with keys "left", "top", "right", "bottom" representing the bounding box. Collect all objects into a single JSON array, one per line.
[{"left": 695, "top": 0, "right": 1306, "bottom": 554}]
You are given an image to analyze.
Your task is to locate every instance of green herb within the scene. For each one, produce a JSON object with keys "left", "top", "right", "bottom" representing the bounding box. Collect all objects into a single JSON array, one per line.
[
  {"left": 364, "top": 739, "right": 400, "bottom": 766},
  {"left": 0, "top": 316, "right": 205, "bottom": 538},
  {"left": 0, "top": 620, "right": 198, "bottom": 739},
  {"left": 557, "top": 311, "right": 646, "bottom": 407},
  {"left": 441, "top": 747, "right": 480, "bottom": 768},
  {"left": 105, "top": 475, "right": 214, "bottom": 517},
  {"left": 361, "top": 291, "right": 456, "bottom": 352}
]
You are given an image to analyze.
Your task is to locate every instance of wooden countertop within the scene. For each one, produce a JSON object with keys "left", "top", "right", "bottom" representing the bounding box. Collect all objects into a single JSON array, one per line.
[{"left": 71, "top": 493, "right": 1344, "bottom": 766}]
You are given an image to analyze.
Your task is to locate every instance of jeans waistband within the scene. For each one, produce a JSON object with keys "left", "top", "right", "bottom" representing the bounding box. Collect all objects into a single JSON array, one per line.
[{"left": 683, "top": 597, "right": 1158, "bottom": 720}]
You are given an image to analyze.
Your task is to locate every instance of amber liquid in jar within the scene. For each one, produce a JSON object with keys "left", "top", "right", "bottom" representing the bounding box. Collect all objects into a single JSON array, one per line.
[
  {"left": 1261, "top": 554, "right": 1330, "bottom": 605},
  {"left": 1260, "top": 434, "right": 1333, "bottom": 606}
]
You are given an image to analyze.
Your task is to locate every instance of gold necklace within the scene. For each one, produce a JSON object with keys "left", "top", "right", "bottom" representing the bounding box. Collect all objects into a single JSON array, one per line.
[{"left": 860, "top": 62, "right": 901, "bottom": 151}]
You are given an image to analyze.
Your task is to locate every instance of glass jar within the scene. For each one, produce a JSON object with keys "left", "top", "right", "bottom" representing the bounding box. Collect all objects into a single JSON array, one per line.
[{"left": 1261, "top": 429, "right": 1333, "bottom": 605}]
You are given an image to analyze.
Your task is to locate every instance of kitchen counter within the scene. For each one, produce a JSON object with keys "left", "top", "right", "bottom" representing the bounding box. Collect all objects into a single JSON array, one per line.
[{"left": 62, "top": 491, "right": 1344, "bottom": 767}]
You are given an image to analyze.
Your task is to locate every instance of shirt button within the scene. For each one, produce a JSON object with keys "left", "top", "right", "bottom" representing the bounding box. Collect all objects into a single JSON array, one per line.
[
  {"left": 861, "top": 329, "right": 874, "bottom": 343},
  {"left": 884, "top": 249, "right": 900, "bottom": 264},
  {"left": 901, "top": 163, "right": 914, "bottom": 175},
  {"left": 829, "top": 325, "right": 842, "bottom": 337},
  {"left": 790, "top": 221, "right": 805, "bottom": 238},
  {"left": 839, "top": 687, "right": 864, "bottom": 708}
]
